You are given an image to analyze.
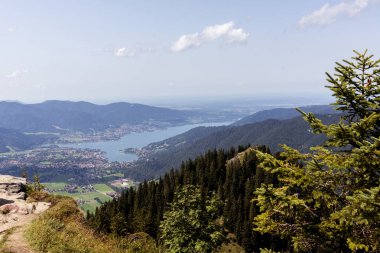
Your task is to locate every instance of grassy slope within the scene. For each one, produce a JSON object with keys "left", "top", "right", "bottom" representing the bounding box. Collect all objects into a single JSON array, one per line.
[
  {"left": 25, "top": 193, "right": 246, "bottom": 252},
  {"left": 25, "top": 194, "right": 159, "bottom": 253}
]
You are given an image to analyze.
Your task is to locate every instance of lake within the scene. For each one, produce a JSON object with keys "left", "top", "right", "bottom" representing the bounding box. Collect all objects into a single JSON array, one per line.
[{"left": 59, "top": 122, "right": 230, "bottom": 162}]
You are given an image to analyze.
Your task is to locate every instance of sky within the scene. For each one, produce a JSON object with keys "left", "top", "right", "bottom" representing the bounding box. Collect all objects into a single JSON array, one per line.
[{"left": 0, "top": 0, "right": 379, "bottom": 104}]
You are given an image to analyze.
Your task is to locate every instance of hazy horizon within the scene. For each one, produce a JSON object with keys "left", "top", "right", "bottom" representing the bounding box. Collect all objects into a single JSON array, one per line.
[{"left": 0, "top": 92, "right": 333, "bottom": 108}]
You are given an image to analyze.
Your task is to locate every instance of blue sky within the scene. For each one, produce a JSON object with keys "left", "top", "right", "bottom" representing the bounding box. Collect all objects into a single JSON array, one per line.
[{"left": 1, "top": 0, "right": 379, "bottom": 103}]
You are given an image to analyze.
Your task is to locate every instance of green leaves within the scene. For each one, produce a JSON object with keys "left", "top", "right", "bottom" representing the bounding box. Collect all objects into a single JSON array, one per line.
[{"left": 159, "top": 185, "right": 225, "bottom": 253}]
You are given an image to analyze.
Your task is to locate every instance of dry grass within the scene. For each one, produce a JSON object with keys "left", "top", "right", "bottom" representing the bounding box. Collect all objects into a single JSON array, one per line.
[
  {"left": 0, "top": 227, "right": 16, "bottom": 252},
  {"left": 25, "top": 195, "right": 160, "bottom": 253}
]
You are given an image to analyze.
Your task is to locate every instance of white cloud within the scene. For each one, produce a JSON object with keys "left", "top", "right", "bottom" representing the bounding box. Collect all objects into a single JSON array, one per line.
[
  {"left": 114, "top": 47, "right": 137, "bottom": 57},
  {"left": 170, "top": 33, "right": 202, "bottom": 52},
  {"left": 5, "top": 70, "right": 28, "bottom": 78},
  {"left": 299, "top": 0, "right": 377, "bottom": 29},
  {"left": 171, "top": 21, "right": 249, "bottom": 52},
  {"left": 224, "top": 28, "right": 249, "bottom": 43},
  {"left": 202, "top": 22, "right": 235, "bottom": 40},
  {"left": 113, "top": 45, "right": 154, "bottom": 58}
]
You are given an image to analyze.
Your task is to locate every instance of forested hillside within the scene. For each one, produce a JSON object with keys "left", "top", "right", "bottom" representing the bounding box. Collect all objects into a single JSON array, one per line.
[
  {"left": 127, "top": 113, "right": 339, "bottom": 180},
  {"left": 88, "top": 146, "right": 286, "bottom": 252}
]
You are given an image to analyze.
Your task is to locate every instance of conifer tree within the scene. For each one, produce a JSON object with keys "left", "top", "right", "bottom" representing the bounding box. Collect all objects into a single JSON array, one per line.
[
  {"left": 253, "top": 50, "right": 380, "bottom": 252},
  {"left": 32, "top": 174, "right": 44, "bottom": 192},
  {"left": 110, "top": 212, "right": 128, "bottom": 236},
  {"left": 159, "top": 185, "right": 225, "bottom": 253}
]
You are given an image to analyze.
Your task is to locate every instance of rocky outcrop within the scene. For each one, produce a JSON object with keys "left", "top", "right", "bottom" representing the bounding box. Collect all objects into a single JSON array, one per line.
[
  {"left": 0, "top": 175, "right": 50, "bottom": 233},
  {"left": 0, "top": 175, "right": 27, "bottom": 205}
]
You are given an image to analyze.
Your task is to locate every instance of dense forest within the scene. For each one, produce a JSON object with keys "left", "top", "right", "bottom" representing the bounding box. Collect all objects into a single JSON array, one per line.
[{"left": 87, "top": 146, "right": 287, "bottom": 252}]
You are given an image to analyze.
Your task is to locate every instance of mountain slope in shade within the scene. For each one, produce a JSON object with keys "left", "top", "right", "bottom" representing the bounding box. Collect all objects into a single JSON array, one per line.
[{"left": 128, "top": 114, "right": 340, "bottom": 180}]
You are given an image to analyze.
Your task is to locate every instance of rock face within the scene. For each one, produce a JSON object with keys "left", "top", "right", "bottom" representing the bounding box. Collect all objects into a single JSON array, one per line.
[
  {"left": 0, "top": 175, "right": 27, "bottom": 205},
  {"left": 0, "top": 174, "right": 50, "bottom": 233}
]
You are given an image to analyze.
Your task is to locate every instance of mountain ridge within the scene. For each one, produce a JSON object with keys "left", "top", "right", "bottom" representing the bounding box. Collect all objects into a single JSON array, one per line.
[
  {"left": 0, "top": 100, "right": 206, "bottom": 133},
  {"left": 232, "top": 105, "right": 338, "bottom": 126}
]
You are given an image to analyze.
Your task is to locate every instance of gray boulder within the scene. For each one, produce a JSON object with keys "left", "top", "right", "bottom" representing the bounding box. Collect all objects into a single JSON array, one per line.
[{"left": 0, "top": 175, "right": 27, "bottom": 204}]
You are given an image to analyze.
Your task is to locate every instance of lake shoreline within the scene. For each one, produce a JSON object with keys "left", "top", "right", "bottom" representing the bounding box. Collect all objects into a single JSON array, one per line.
[{"left": 57, "top": 121, "right": 232, "bottom": 163}]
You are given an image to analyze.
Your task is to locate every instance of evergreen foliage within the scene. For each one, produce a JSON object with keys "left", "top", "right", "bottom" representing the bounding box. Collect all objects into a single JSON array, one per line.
[
  {"left": 88, "top": 146, "right": 280, "bottom": 252},
  {"left": 25, "top": 174, "right": 45, "bottom": 197},
  {"left": 159, "top": 185, "right": 224, "bottom": 253},
  {"left": 253, "top": 50, "right": 380, "bottom": 252}
]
